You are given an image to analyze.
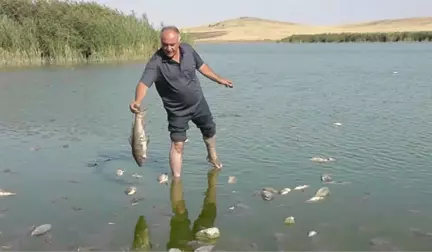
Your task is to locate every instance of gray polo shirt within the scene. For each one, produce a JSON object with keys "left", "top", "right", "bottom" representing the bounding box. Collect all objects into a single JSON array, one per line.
[{"left": 140, "top": 43, "right": 205, "bottom": 117}]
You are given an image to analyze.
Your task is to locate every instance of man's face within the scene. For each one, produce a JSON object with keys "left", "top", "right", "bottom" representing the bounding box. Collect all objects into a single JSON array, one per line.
[{"left": 160, "top": 31, "right": 180, "bottom": 58}]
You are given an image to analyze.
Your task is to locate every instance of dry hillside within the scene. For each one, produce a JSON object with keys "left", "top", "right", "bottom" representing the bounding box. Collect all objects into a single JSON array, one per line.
[{"left": 182, "top": 16, "right": 432, "bottom": 42}]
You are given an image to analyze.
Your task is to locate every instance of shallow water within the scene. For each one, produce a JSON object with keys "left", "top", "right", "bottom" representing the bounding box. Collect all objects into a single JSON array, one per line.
[{"left": 1, "top": 43, "right": 432, "bottom": 251}]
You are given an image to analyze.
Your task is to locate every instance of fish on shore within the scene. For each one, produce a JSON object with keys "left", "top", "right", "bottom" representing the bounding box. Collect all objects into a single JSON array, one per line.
[
  {"left": 0, "top": 189, "right": 16, "bottom": 197},
  {"left": 130, "top": 105, "right": 150, "bottom": 167}
]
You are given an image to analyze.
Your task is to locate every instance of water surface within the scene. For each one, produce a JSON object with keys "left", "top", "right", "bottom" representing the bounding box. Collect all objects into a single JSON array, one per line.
[{"left": 1, "top": 43, "right": 432, "bottom": 251}]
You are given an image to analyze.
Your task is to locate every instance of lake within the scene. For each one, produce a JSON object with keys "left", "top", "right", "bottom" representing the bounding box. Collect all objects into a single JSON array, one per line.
[{"left": 1, "top": 42, "right": 432, "bottom": 251}]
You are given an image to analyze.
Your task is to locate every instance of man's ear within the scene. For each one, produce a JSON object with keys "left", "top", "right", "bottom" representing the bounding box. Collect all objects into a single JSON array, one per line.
[{"left": 178, "top": 35, "right": 182, "bottom": 42}]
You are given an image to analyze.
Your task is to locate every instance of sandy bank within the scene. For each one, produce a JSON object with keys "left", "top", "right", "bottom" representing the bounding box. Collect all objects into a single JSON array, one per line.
[{"left": 182, "top": 17, "right": 432, "bottom": 42}]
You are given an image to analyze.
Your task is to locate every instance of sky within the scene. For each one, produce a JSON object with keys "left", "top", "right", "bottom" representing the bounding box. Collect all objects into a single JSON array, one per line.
[{"left": 89, "top": 0, "right": 432, "bottom": 28}]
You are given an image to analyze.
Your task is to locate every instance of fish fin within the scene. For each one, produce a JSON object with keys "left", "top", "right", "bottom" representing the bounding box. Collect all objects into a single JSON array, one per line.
[
  {"left": 146, "top": 136, "right": 150, "bottom": 145},
  {"left": 140, "top": 107, "right": 148, "bottom": 116}
]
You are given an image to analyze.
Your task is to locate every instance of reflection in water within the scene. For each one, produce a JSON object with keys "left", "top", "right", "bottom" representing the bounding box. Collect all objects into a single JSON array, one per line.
[
  {"left": 131, "top": 215, "right": 152, "bottom": 251},
  {"left": 167, "top": 168, "right": 220, "bottom": 251}
]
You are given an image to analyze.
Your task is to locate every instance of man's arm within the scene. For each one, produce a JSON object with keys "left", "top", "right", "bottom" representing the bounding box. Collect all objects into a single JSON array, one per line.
[
  {"left": 198, "top": 64, "right": 223, "bottom": 84},
  {"left": 135, "top": 56, "right": 159, "bottom": 104},
  {"left": 191, "top": 48, "right": 222, "bottom": 84}
]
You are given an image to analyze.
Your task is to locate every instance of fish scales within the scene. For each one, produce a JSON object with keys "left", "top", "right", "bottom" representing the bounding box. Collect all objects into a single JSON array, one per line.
[{"left": 130, "top": 106, "right": 150, "bottom": 167}]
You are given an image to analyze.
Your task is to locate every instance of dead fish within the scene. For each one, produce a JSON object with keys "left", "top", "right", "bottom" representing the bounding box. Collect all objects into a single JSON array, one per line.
[
  {"left": 293, "top": 185, "right": 309, "bottom": 191},
  {"left": 132, "top": 173, "right": 142, "bottom": 179},
  {"left": 125, "top": 186, "right": 137, "bottom": 195},
  {"left": 409, "top": 228, "right": 432, "bottom": 237},
  {"left": 195, "top": 245, "right": 215, "bottom": 252},
  {"left": 77, "top": 247, "right": 98, "bottom": 252},
  {"left": 308, "top": 230, "right": 317, "bottom": 237},
  {"left": 0, "top": 189, "right": 16, "bottom": 197},
  {"left": 261, "top": 189, "right": 274, "bottom": 201},
  {"left": 157, "top": 173, "right": 169, "bottom": 184},
  {"left": 228, "top": 176, "right": 237, "bottom": 184},
  {"left": 31, "top": 224, "right": 52, "bottom": 236},
  {"left": 131, "top": 196, "right": 144, "bottom": 205},
  {"left": 321, "top": 174, "right": 332, "bottom": 183},
  {"left": 306, "top": 196, "right": 325, "bottom": 203},
  {"left": 311, "top": 157, "right": 335, "bottom": 163},
  {"left": 262, "top": 187, "right": 279, "bottom": 194},
  {"left": 314, "top": 187, "right": 330, "bottom": 197},
  {"left": 116, "top": 168, "right": 124, "bottom": 176},
  {"left": 279, "top": 188, "right": 291, "bottom": 195},
  {"left": 129, "top": 105, "right": 150, "bottom": 167}
]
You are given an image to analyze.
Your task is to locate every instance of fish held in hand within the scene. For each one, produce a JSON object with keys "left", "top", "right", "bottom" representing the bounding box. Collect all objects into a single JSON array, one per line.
[{"left": 130, "top": 105, "right": 150, "bottom": 167}]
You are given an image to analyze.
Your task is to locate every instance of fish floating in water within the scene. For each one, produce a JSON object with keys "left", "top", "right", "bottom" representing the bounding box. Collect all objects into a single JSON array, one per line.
[
  {"left": 125, "top": 186, "right": 137, "bottom": 195},
  {"left": 130, "top": 105, "right": 150, "bottom": 167},
  {"left": 228, "top": 176, "right": 237, "bottom": 184},
  {"left": 157, "top": 173, "right": 169, "bottom": 184},
  {"left": 132, "top": 173, "right": 142, "bottom": 179},
  {"left": 293, "top": 185, "right": 309, "bottom": 191},
  {"left": 0, "top": 189, "right": 16, "bottom": 197},
  {"left": 306, "top": 187, "right": 330, "bottom": 203},
  {"left": 31, "top": 224, "right": 52, "bottom": 236},
  {"left": 262, "top": 187, "right": 279, "bottom": 194},
  {"left": 308, "top": 230, "right": 317, "bottom": 237},
  {"left": 261, "top": 189, "right": 275, "bottom": 201},
  {"left": 321, "top": 174, "right": 332, "bottom": 183},
  {"left": 311, "top": 157, "right": 335, "bottom": 163},
  {"left": 116, "top": 168, "right": 124, "bottom": 176},
  {"left": 279, "top": 188, "right": 291, "bottom": 195}
]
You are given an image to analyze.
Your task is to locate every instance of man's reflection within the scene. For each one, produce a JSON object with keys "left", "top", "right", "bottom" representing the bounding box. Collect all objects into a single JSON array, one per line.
[{"left": 167, "top": 168, "right": 219, "bottom": 251}]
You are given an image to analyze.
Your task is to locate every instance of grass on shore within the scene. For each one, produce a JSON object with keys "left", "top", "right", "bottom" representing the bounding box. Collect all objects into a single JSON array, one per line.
[
  {"left": 0, "top": 0, "right": 193, "bottom": 67},
  {"left": 278, "top": 31, "right": 432, "bottom": 43}
]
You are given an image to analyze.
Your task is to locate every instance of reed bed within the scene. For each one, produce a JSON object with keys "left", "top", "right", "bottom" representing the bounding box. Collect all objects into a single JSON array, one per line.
[{"left": 0, "top": 0, "right": 193, "bottom": 67}]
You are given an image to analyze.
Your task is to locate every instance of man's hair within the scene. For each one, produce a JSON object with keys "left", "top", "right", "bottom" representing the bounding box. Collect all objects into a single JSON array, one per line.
[
  {"left": 160, "top": 26, "right": 181, "bottom": 41},
  {"left": 160, "top": 25, "right": 180, "bottom": 34}
]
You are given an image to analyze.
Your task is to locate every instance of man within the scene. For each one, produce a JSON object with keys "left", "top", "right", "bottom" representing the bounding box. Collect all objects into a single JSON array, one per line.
[{"left": 129, "top": 26, "right": 233, "bottom": 178}]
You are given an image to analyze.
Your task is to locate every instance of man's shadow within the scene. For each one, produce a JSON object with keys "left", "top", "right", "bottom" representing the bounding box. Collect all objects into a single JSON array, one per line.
[{"left": 167, "top": 168, "right": 220, "bottom": 251}]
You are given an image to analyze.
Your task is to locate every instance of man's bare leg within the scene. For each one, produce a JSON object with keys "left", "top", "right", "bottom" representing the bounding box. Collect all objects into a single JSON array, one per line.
[
  {"left": 203, "top": 135, "right": 222, "bottom": 169},
  {"left": 170, "top": 141, "right": 184, "bottom": 178}
]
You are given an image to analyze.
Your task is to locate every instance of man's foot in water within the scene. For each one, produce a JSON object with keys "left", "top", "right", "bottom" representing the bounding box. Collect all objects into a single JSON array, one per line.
[{"left": 207, "top": 155, "right": 223, "bottom": 169}]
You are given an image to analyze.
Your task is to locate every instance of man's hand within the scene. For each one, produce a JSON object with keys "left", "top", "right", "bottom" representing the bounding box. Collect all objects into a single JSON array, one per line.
[
  {"left": 198, "top": 64, "right": 233, "bottom": 88},
  {"left": 129, "top": 101, "right": 141, "bottom": 114},
  {"left": 218, "top": 78, "right": 233, "bottom": 88}
]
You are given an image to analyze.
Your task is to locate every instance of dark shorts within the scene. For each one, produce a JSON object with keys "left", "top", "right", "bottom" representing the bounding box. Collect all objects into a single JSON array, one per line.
[{"left": 168, "top": 98, "right": 216, "bottom": 142}]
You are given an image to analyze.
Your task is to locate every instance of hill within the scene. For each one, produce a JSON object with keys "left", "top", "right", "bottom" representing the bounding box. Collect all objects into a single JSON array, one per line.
[{"left": 182, "top": 16, "right": 432, "bottom": 42}]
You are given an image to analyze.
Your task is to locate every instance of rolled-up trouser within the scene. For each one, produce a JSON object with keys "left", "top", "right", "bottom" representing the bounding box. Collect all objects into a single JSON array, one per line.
[{"left": 168, "top": 98, "right": 216, "bottom": 142}]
